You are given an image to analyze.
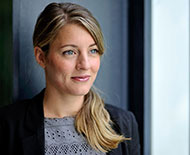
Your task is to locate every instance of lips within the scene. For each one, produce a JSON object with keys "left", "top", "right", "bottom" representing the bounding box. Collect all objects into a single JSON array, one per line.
[{"left": 71, "top": 75, "right": 90, "bottom": 82}]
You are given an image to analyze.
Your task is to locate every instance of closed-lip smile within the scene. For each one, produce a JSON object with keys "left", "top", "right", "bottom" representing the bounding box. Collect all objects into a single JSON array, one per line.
[{"left": 71, "top": 75, "right": 91, "bottom": 82}]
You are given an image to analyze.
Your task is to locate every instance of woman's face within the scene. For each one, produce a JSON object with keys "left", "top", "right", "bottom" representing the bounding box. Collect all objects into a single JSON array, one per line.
[{"left": 44, "top": 23, "right": 100, "bottom": 96}]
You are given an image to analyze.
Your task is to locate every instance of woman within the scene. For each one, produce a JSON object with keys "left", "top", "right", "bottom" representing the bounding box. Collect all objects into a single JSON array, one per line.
[{"left": 0, "top": 2, "right": 140, "bottom": 155}]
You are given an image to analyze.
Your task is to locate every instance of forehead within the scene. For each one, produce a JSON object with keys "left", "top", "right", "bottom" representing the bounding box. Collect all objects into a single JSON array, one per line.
[{"left": 53, "top": 23, "right": 95, "bottom": 45}]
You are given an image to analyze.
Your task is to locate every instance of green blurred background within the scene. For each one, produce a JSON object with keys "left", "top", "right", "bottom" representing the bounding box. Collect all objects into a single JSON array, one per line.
[{"left": 0, "top": 0, "right": 12, "bottom": 107}]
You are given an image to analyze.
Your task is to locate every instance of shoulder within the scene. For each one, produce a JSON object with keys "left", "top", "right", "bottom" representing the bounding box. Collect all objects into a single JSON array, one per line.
[
  {"left": 105, "top": 104, "right": 135, "bottom": 120},
  {"left": 0, "top": 100, "right": 31, "bottom": 121},
  {"left": 0, "top": 89, "right": 44, "bottom": 121},
  {"left": 105, "top": 104, "right": 141, "bottom": 154},
  {"left": 105, "top": 104, "right": 137, "bottom": 129},
  {"left": 105, "top": 104, "right": 138, "bottom": 138}
]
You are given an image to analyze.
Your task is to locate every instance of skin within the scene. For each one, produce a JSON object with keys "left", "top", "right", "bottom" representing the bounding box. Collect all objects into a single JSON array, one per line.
[{"left": 34, "top": 23, "right": 100, "bottom": 118}]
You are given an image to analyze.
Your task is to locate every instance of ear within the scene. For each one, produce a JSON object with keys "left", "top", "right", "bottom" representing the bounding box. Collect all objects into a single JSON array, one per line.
[{"left": 34, "top": 46, "right": 46, "bottom": 68}]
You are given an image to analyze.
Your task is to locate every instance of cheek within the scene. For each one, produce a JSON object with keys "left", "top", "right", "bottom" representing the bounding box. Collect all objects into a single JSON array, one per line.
[
  {"left": 46, "top": 57, "right": 68, "bottom": 76},
  {"left": 47, "top": 55, "right": 66, "bottom": 71},
  {"left": 52, "top": 61, "right": 72, "bottom": 75},
  {"left": 92, "top": 58, "right": 100, "bottom": 73}
]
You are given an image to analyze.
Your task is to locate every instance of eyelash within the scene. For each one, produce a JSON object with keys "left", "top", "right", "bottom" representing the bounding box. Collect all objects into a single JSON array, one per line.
[
  {"left": 90, "top": 49, "right": 99, "bottom": 54},
  {"left": 62, "top": 50, "right": 75, "bottom": 55}
]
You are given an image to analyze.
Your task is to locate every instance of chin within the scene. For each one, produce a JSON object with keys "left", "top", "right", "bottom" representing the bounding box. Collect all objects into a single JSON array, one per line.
[{"left": 70, "top": 88, "right": 90, "bottom": 96}]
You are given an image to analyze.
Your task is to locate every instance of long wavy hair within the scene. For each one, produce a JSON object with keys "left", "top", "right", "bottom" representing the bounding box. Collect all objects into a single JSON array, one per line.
[{"left": 33, "top": 2, "right": 128, "bottom": 152}]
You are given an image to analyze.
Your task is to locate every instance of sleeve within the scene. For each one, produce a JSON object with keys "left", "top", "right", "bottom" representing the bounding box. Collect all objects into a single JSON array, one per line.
[
  {"left": 104, "top": 104, "right": 141, "bottom": 155},
  {"left": 0, "top": 108, "right": 8, "bottom": 153},
  {"left": 0, "top": 112, "right": 3, "bottom": 146},
  {"left": 126, "top": 112, "right": 141, "bottom": 155},
  {"left": 0, "top": 121, "right": 2, "bottom": 144},
  {"left": 0, "top": 118, "right": 6, "bottom": 152}
]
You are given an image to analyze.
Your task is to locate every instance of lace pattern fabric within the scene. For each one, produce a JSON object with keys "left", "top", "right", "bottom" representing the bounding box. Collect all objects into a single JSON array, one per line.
[{"left": 44, "top": 117, "right": 105, "bottom": 155}]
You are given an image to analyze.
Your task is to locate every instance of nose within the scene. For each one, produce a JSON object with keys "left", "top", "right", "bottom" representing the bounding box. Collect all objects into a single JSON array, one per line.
[{"left": 76, "top": 52, "right": 90, "bottom": 70}]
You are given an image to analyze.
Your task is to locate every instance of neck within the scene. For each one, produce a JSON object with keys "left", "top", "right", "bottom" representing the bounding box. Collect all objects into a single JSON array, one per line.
[{"left": 43, "top": 86, "right": 84, "bottom": 118}]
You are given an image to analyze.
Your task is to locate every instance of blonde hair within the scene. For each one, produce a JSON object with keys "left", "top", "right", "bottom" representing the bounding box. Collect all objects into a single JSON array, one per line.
[{"left": 33, "top": 2, "right": 128, "bottom": 152}]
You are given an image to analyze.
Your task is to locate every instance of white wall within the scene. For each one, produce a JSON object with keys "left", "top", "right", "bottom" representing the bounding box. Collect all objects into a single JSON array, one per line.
[{"left": 151, "top": 0, "right": 189, "bottom": 154}]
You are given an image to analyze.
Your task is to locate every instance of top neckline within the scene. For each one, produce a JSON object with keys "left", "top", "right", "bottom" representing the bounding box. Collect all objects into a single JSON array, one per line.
[{"left": 44, "top": 116, "right": 75, "bottom": 126}]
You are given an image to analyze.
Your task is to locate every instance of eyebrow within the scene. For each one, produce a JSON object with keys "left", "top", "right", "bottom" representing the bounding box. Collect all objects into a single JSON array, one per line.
[
  {"left": 60, "top": 43, "right": 97, "bottom": 49},
  {"left": 89, "top": 43, "right": 97, "bottom": 47}
]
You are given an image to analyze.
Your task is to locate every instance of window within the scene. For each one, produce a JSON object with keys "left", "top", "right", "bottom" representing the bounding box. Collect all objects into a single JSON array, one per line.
[{"left": 151, "top": 0, "right": 189, "bottom": 154}]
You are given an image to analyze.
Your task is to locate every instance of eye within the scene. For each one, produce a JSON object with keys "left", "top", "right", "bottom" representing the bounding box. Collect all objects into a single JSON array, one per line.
[
  {"left": 62, "top": 50, "right": 75, "bottom": 55},
  {"left": 90, "top": 49, "right": 99, "bottom": 54}
]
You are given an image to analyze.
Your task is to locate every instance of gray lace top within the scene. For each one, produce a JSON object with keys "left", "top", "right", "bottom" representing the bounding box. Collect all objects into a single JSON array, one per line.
[{"left": 44, "top": 117, "right": 105, "bottom": 155}]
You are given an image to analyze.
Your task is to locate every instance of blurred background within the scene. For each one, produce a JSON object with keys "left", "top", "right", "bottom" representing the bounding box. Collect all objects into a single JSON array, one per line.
[{"left": 0, "top": 0, "right": 189, "bottom": 155}]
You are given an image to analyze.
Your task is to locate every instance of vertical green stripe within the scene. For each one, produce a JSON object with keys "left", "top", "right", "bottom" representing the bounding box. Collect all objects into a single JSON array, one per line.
[{"left": 0, "top": 0, "right": 12, "bottom": 107}]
